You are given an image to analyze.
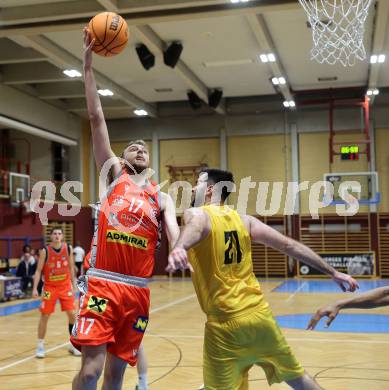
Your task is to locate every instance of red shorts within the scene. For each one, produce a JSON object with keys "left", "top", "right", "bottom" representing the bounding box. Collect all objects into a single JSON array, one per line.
[
  {"left": 40, "top": 283, "right": 75, "bottom": 314},
  {"left": 70, "top": 275, "right": 150, "bottom": 366}
]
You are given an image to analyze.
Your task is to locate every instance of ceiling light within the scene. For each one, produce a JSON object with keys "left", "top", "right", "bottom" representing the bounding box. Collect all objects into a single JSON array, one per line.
[
  {"left": 98, "top": 89, "right": 114, "bottom": 96},
  {"left": 63, "top": 69, "right": 82, "bottom": 78},
  {"left": 271, "top": 77, "right": 286, "bottom": 85},
  {"left": 259, "top": 53, "right": 276, "bottom": 63},
  {"left": 267, "top": 53, "right": 276, "bottom": 62},
  {"left": 230, "top": 0, "right": 239, "bottom": 3},
  {"left": 134, "top": 109, "right": 148, "bottom": 116},
  {"left": 283, "top": 100, "right": 295, "bottom": 108},
  {"left": 371, "top": 54, "right": 386, "bottom": 64},
  {"left": 367, "top": 89, "right": 379, "bottom": 96}
]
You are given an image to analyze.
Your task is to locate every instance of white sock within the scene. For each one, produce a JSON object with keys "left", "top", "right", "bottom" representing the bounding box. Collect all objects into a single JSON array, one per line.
[
  {"left": 38, "top": 339, "right": 44, "bottom": 347},
  {"left": 138, "top": 374, "right": 148, "bottom": 390}
]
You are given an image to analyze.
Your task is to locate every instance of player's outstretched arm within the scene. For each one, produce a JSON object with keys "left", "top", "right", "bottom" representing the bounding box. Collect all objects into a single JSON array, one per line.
[
  {"left": 247, "top": 216, "right": 359, "bottom": 292},
  {"left": 166, "top": 209, "right": 209, "bottom": 272},
  {"left": 307, "top": 286, "right": 389, "bottom": 330},
  {"left": 161, "top": 192, "right": 180, "bottom": 248},
  {"left": 82, "top": 27, "right": 120, "bottom": 178},
  {"left": 32, "top": 249, "right": 46, "bottom": 297}
]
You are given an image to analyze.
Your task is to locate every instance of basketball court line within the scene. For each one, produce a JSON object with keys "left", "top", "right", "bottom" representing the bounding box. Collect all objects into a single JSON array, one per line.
[
  {"left": 0, "top": 284, "right": 197, "bottom": 317},
  {"left": 273, "top": 279, "right": 389, "bottom": 293},
  {"left": 0, "top": 342, "right": 70, "bottom": 373},
  {"left": 148, "top": 333, "right": 389, "bottom": 345},
  {"left": 149, "top": 294, "right": 196, "bottom": 313},
  {"left": 0, "top": 293, "right": 196, "bottom": 373},
  {"left": 285, "top": 281, "right": 308, "bottom": 302},
  {"left": 0, "top": 279, "right": 281, "bottom": 317}
]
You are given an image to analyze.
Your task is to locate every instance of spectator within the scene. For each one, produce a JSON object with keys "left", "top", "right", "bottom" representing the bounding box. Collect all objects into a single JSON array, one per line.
[
  {"left": 72, "top": 241, "right": 85, "bottom": 276},
  {"left": 16, "top": 245, "right": 35, "bottom": 293}
]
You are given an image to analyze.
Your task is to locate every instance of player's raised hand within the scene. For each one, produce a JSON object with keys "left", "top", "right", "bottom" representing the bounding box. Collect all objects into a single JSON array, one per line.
[
  {"left": 307, "top": 303, "right": 340, "bottom": 330},
  {"left": 166, "top": 247, "right": 193, "bottom": 273},
  {"left": 331, "top": 271, "right": 359, "bottom": 292},
  {"left": 83, "top": 27, "right": 95, "bottom": 69}
]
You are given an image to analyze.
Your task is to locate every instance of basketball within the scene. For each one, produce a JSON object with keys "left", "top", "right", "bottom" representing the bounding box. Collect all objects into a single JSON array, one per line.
[{"left": 88, "top": 12, "right": 128, "bottom": 57}]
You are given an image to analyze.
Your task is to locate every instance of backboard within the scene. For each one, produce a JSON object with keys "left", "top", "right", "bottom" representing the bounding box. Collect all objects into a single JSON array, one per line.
[
  {"left": 323, "top": 171, "right": 380, "bottom": 205},
  {"left": 9, "top": 172, "right": 30, "bottom": 206}
]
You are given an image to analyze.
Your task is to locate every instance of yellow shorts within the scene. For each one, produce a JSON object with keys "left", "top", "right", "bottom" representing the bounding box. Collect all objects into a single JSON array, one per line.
[{"left": 203, "top": 307, "right": 304, "bottom": 389}]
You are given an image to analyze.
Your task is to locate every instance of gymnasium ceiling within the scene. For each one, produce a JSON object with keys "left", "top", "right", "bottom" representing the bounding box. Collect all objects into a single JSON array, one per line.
[{"left": 0, "top": 0, "right": 389, "bottom": 119}]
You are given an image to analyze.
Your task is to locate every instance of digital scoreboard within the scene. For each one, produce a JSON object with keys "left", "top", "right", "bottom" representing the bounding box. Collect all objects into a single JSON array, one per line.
[{"left": 341, "top": 145, "right": 359, "bottom": 160}]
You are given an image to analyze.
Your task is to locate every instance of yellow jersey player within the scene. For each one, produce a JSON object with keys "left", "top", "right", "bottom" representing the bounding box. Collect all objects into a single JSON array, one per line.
[{"left": 167, "top": 168, "right": 359, "bottom": 390}]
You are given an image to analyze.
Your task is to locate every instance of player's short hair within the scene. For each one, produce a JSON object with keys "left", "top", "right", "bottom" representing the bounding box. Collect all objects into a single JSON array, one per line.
[
  {"left": 50, "top": 226, "right": 63, "bottom": 234},
  {"left": 121, "top": 140, "right": 148, "bottom": 157},
  {"left": 200, "top": 168, "right": 234, "bottom": 201}
]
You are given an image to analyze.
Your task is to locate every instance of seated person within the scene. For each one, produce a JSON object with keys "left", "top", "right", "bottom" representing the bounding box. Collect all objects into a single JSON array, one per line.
[{"left": 16, "top": 245, "right": 35, "bottom": 293}]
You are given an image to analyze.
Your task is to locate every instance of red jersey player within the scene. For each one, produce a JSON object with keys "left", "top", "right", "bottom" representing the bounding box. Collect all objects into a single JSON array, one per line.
[
  {"left": 32, "top": 227, "right": 80, "bottom": 357},
  {"left": 82, "top": 244, "right": 149, "bottom": 390},
  {"left": 71, "top": 28, "right": 180, "bottom": 390}
]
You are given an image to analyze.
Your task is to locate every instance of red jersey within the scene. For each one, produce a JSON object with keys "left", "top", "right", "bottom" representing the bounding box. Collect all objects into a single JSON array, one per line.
[
  {"left": 94, "top": 172, "right": 161, "bottom": 277},
  {"left": 83, "top": 250, "right": 91, "bottom": 272},
  {"left": 43, "top": 243, "right": 71, "bottom": 286}
]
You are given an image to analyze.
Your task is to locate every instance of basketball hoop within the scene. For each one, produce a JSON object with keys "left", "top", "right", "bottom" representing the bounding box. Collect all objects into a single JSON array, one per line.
[{"left": 298, "top": 0, "right": 374, "bottom": 66}]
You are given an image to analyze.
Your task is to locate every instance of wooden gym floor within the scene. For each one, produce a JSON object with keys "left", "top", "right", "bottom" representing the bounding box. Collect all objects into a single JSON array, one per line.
[{"left": 0, "top": 279, "right": 388, "bottom": 389}]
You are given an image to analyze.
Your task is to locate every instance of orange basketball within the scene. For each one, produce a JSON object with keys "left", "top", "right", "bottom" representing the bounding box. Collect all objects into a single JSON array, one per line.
[{"left": 88, "top": 12, "right": 128, "bottom": 57}]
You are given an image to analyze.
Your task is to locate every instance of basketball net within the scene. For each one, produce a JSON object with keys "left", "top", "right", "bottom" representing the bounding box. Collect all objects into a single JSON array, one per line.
[{"left": 298, "top": 0, "right": 373, "bottom": 66}]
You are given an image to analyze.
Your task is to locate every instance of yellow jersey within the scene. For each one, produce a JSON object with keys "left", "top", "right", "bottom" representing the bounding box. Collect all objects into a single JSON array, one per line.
[{"left": 188, "top": 205, "right": 268, "bottom": 320}]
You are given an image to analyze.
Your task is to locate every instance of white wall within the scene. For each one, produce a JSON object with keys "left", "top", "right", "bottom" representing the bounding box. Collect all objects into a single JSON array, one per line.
[
  {"left": 8, "top": 130, "right": 52, "bottom": 180},
  {"left": 0, "top": 83, "right": 83, "bottom": 180},
  {"left": 108, "top": 116, "right": 222, "bottom": 141},
  {"left": 106, "top": 106, "right": 374, "bottom": 141},
  {"left": 0, "top": 84, "right": 82, "bottom": 140}
]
